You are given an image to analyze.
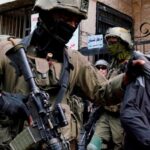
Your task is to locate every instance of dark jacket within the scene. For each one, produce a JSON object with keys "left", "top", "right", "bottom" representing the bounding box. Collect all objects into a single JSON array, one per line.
[{"left": 120, "top": 76, "right": 150, "bottom": 150}]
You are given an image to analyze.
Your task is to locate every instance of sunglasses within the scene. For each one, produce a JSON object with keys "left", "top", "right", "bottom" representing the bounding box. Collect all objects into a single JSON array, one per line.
[{"left": 96, "top": 65, "right": 107, "bottom": 70}]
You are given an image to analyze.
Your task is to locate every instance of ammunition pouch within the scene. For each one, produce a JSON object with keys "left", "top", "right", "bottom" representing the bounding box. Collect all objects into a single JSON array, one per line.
[
  {"left": 68, "top": 95, "right": 84, "bottom": 124},
  {"left": 30, "top": 57, "right": 60, "bottom": 90},
  {"left": 60, "top": 104, "right": 78, "bottom": 141},
  {"left": 33, "top": 58, "right": 50, "bottom": 87},
  {"left": 62, "top": 95, "right": 84, "bottom": 141}
]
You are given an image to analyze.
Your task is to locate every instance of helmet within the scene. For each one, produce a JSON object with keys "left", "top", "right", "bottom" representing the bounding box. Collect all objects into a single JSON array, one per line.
[
  {"left": 34, "top": 0, "right": 89, "bottom": 19},
  {"left": 105, "top": 27, "right": 133, "bottom": 48},
  {"left": 94, "top": 59, "right": 109, "bottom": 68}
]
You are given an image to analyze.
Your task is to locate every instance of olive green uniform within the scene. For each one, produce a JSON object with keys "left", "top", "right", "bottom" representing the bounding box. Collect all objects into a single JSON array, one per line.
[
  {"left": 0, "top": 39, "right": 29, "bottom": 150},
  {"left": 94, "top": 60, "right": 129, "bottom": 150},
  {"left": 0, "top": 38, "right": 124, "bottom": 149}
]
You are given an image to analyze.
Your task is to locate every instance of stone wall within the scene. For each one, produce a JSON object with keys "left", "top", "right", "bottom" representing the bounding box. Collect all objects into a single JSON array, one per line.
[
  {"left": 98, "top": 0, "right": 132, "bottom": 17},
  {"left": 80, "top": 0, "right": 96, "bottom": 48},
  {"left": 132, "top": 0, "right": 150, "bottom": 53},
  {"left": 133, "top": 0, "right": 150, "bottom": 37}
]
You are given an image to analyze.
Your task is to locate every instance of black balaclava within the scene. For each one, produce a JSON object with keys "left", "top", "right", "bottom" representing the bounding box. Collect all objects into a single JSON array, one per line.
[{"left": 31, "top": 10, "right": 79, "bottom": 62}]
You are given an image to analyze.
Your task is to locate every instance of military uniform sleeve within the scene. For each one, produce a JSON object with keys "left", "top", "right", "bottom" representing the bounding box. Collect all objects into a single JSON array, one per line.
[
  {"left": 97, "top": 73, "right": 124, "bottom": 106},
  {"left": 0, "top": 39, "right": 29, "bottom": 94},
  {"left": 72, "top": 51, "right": 124, "bottom": 105},
  {"left": 0, "top": 40, "right": 16, "bottom": 91}
]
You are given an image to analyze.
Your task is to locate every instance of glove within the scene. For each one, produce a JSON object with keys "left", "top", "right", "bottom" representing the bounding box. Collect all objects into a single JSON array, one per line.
[
  {"left": 0, "top": 92, "right": 30, "bottom": 120},
  {"left": 127, "top": 51, "right": 150, "bottom": 77},
  {"left": 124, "top": 51, "right": 150, "bottom": 86},
  {"left": 87, "top": 135, "right": 102, "bottom": 150}
]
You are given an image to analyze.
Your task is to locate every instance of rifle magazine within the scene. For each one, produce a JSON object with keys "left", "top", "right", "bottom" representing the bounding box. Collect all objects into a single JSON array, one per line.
[{"left": 9, "top": 127, "right": 41, "bottom": 150}]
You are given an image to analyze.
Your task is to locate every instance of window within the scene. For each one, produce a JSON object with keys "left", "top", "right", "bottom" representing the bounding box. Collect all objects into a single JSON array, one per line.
[{"left": 0, "top": 6, "right": 33, "bottom": 38}]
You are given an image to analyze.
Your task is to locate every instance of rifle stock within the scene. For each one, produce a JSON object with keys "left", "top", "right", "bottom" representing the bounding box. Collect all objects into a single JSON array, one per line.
[{"left": 6, "top": 44, "right": 69, "bottom": 150}]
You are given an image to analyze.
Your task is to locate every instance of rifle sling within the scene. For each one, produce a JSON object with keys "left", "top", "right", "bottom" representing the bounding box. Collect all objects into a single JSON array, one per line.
[{"left": 54, "top": 51, "right": 70, "bottom": 107}]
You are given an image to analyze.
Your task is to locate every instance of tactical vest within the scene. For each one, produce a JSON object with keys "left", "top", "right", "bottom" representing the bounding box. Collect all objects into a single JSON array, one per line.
[{"left": 24, "top": 33, "right": 84, "bottom": 141}]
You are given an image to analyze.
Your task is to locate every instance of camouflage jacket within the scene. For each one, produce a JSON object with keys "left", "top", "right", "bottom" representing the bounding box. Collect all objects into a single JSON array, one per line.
[
  {"left": 0, "top": 37, "right": 124, "bottom": 147},
  {"left": 105, "top": 58, "right": 129, "bottom": 113}
]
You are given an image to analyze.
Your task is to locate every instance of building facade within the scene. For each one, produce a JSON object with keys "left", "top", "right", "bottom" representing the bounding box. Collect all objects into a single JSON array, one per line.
[
  {"left": 0, "top": 0, "right": 149, "bottom": 57},
  {"left": 81, "top": 0, "right": 150, "bottom": 56}
]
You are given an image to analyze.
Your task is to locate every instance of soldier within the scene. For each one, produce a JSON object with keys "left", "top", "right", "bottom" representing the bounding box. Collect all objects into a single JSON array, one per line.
[
  {"left": 87, "top": 27, "right": 134, "bottom": 150},
  {"left": 0, "top": 1, "right": 146, "bottom": 150},
  {"left": 94, "top": 59, "right": 109, "bottom": 77}
]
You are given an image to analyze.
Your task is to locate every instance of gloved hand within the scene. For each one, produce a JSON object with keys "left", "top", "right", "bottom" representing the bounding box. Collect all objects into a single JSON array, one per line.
[
  {"left": 0, "top": 92, "right": 30, "bottom": 120},
  {"left": 123, "top": 59, "right": 145, "bottom": 85},
  {"left": 123, "top": 51, "right": 150, "bottom": 86},
  {"left": 127, "top": 51, "right": 150, "bottom": 77}
]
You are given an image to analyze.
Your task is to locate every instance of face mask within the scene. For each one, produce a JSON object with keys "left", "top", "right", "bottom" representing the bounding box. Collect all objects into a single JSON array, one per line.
[
  {"left": 32, "top": 20, "right": 65, "bottom": 60},
  {"left": 108, "top": 43, "right": 130, "bottom": 60},
  {"left": 39, "top": 12, "right": 77, "bottom": 45},
  {"left": 31, "top": 17, "right": 77, "bottom": 57},
  {"left": 51, "top": 21, "right": 76, "bottom": 45}
]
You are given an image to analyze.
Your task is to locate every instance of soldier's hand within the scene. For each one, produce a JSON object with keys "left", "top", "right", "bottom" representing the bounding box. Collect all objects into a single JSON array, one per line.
[
  {"left": 0, "top": 92, "right": 30, "bottom": 120},
  {"left": 127, "top": 51, "right": 150, "bottom": 77},
  {"left": 123, "top": 57, "right": 150, "bottom": 86}
]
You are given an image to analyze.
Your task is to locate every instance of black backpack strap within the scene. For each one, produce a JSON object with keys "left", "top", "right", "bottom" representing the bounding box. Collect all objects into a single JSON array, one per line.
[{"left": 54, "top": 52, "right": 71, "bottom": 107}]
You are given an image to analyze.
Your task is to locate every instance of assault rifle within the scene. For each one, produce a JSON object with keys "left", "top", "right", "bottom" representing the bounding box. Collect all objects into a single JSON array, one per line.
[
  {"left": 78, "top": 106, "right": 104, "bottom": 150},
  {"left": 6, "top": 44, "right": 69, "bottom": 150}
]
